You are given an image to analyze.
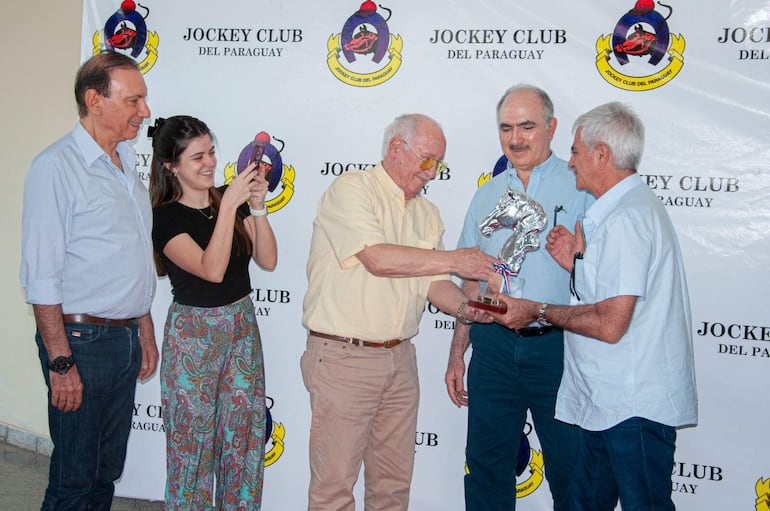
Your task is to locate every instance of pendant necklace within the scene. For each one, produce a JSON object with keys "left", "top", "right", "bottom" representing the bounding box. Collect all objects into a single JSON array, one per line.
[{"left": 195, "top": 206, "right": 214, "bottom": 220}]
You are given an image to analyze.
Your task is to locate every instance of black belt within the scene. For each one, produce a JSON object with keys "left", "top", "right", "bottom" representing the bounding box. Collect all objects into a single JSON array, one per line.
[
  {"left": 62, "top": 314, "right": 137, "bottom": 327},
  {"left": 515, "top": 326, "right": 554, "bottom": 338},
  {"left": 309, "top": 330, "right": 405, "bottom": 349}
]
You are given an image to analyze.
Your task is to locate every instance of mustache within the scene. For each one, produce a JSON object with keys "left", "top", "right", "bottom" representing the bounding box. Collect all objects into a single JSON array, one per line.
[{"left": 507, "top": 144, "right": 529, "bottom": 152}]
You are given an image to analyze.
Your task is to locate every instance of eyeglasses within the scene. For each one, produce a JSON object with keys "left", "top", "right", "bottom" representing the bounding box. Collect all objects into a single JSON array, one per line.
[
  {"left": 570, "top": 251, "right": 583, "bottom": 302},
  {"left": 402, "top": 139, "right": 448, "bottom": 173}
]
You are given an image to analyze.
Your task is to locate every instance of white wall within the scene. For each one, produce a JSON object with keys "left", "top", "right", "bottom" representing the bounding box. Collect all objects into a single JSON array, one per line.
[{"left": 0, "top": 0, "right": 83, "bottom": 440}]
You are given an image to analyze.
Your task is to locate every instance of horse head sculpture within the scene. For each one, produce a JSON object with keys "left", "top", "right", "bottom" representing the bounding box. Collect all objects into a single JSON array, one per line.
[{"left": 478, "top": 187, "right": 547, "bottom": 274}]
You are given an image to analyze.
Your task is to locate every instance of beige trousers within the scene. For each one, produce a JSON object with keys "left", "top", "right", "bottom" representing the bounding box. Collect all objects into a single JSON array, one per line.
[{"left": 301, "top": 334, "right": 420, "bottom": 511}]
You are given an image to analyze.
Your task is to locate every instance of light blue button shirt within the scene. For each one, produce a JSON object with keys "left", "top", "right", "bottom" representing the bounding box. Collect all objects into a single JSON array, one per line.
[
  {"left": 458, "top": 153, "right": 594, "bottom": 305},
  {"left": 20, "top": 122, "right": 156, "bottom": 319},
  {"left": 556, "top": 174, "right": 698, "bottom": 430}
]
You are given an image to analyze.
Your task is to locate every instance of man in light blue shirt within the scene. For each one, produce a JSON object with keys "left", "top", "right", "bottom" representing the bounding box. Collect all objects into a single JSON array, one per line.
[
  {"left": 494, "top": 102, "right": 697, "bottom": 511},
  {"left": 446, "top": 84, "right": 593, "bottom": 510},
  {"left": 20, "top": 52, "right": 157, "bottom": 510}
]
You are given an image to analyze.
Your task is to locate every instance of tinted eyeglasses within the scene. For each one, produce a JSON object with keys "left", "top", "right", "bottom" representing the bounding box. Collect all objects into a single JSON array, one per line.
[{"left": 402, "top": 139, "right": 448, "bottom": 173}]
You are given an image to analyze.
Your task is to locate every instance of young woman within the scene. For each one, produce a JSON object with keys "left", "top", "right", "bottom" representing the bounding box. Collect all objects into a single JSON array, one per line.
[{"left": 149, "top": 115, "right": 277, "bottom": 510}]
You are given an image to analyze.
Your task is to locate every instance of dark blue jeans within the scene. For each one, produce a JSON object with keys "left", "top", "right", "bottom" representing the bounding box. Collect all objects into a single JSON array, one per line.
[
  {"left": 570, "top": 417, "right": 677, "bottom": 511},
  {"left": 464, "top": 323, "right": 577, "bottom": 511},
  {"left": 36, "top": 321, "right": 141, "bottom": 511}
]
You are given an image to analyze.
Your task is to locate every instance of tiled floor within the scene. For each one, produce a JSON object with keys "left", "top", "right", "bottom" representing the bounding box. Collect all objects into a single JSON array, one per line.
[{"left": 0, "top": 440, "right": 163, "bottom": 511}]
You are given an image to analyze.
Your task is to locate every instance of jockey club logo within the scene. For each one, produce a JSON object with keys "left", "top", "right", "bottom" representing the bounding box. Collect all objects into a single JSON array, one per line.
[
  {"left": 92, "top": 1, "right": 160, "bottom": 74},
  {"left": 758, "top": 477, "right": 770, "bottom": 511},
  {"left": 264, "top": 397, "right": 286, "bottom": 467},
  {"left": 326, "top": 1, "right": 404, "bottom": 87},
  {"left": 464, "top": 423, "right": 546, "bottom": 500},
  {"left": 476, "top": 155, "right": 509, "bottom": 189},
  {"left": 595, "top": 0, "right": 685, "bottom": 91},
  {"left": 224, "top": 131, "right": 296, "bottom": 214}
]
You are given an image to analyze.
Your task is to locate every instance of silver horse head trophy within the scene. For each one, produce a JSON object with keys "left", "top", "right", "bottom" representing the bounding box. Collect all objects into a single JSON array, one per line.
[
  {"left": 479, "top": 187, "right": 548, "bottom": 273},
  {"left": 470, "top": 187, "right": 548, "bottom": 311}
]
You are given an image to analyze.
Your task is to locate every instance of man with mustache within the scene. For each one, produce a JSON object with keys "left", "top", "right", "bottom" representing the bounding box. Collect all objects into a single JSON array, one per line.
[
  {"left": 491, "top": 102, "right": 697, "bottom": 511},
  {"left": 445, "top": 84, "right": 593, "bottom": 510}
]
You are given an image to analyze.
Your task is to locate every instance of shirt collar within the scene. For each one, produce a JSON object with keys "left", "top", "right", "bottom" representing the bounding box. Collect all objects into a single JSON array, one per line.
[
  {"left": 374, "top": 162, "right": 408, "bottom": 205},
  {"left": 72, "top": 121, "right": 133, "bottom": 171},
  {"left": 507, "top": 151, "right": 559, "bottom": 195},
  {"left": 583, "top": 174, "right": 643, "bottom": 240}
]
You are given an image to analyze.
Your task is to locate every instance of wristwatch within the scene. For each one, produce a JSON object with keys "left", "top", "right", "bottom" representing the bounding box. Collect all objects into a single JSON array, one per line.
[
  {"left": 47, "top": 355, "right": 76, "bottom": 375},
  {"left": 536, "top": 303, "right": 551, "bottom": 326}
]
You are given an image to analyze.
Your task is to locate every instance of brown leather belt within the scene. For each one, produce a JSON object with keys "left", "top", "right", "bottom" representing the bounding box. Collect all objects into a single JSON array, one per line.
[
  {"left": 62, "top": 314, "right": 137, "bottom": 327},
  {"left": 309, "top": 330, "right": 404, "bottom": 349}
]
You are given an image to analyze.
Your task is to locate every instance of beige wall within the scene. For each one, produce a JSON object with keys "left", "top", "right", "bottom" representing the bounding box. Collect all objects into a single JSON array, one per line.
[{"left": 0, "top": 1, "right": 83, "bottom": 437}]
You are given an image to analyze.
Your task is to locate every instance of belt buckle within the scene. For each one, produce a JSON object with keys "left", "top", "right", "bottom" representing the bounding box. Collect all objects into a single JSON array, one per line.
[{"left": 342, "top": 337, "right": 359, "bottom": 346}]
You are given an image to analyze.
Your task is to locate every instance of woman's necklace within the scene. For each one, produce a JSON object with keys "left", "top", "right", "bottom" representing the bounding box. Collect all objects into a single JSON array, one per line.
[{"left": 194, "top": 206, "right": 214, "bottom": 220}]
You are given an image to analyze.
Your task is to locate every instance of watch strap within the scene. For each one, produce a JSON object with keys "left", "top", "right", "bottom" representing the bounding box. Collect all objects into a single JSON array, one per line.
[{"left": 537, "top": 303, "right": 551, "bottom": 326}]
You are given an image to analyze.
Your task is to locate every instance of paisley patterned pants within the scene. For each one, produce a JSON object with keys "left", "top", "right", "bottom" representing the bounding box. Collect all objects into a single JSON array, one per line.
[{"left": 161, "top": 296, "right": 265, "bottom": 510}]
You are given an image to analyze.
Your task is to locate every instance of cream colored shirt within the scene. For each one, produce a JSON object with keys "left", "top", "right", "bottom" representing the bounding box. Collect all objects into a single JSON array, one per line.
[{"left": 302, "top": 164, "right": 448, "bottom": 341}]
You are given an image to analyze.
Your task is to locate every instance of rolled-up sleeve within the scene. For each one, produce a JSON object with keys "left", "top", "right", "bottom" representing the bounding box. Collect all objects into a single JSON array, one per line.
[{"left": 20, "top": 151, "right": 69, "bottom": 305}]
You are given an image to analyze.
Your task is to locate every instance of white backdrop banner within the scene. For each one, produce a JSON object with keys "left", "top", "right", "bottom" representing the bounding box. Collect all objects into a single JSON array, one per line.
[{"left": 81, "top": 1, "right": 770, "bottom": 509}]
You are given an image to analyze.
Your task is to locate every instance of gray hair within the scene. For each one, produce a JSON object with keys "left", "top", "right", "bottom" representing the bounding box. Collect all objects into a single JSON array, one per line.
[
  {"left": 496, "top": 84, "right": 554, "bottom": 125},
  {"left": 381, "top": 113, "right": 441, "bottom": 157},
  {"left": 573, "top": 102, "right": 644, "bottom": 171}
]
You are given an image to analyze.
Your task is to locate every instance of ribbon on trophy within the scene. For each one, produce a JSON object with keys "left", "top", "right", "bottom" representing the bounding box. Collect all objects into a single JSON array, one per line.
[{"left": 492, "top": 261, "right": 517, "bottom": 295}]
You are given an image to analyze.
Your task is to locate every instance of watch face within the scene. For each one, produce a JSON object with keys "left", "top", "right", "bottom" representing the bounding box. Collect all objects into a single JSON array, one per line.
[{"left": 48, "top": 356, "right": 75, "bottom": 374}]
